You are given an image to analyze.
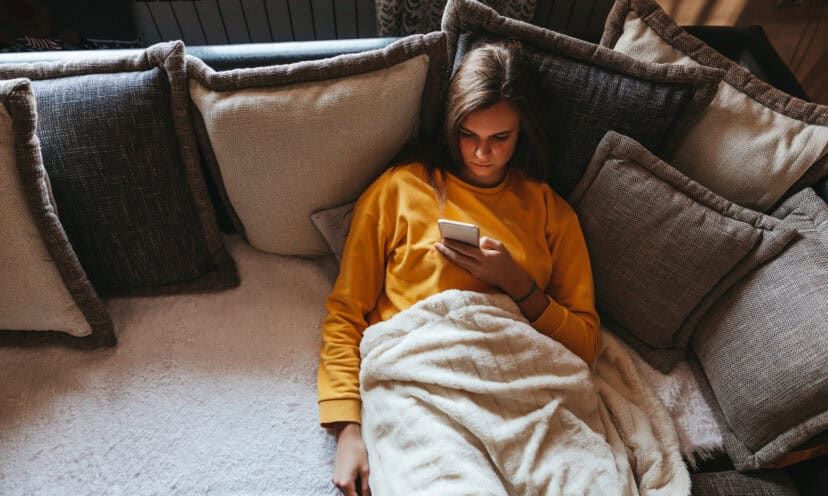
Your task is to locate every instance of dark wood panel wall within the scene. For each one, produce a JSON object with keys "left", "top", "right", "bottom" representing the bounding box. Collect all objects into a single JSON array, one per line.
[
  {"left": 133, "top": 0, "right": 379, "bottom": 44},
  {"left": 133, "top": 0, "right": 614, "bottom": 45},
  {"left": 533, "top": 0, "right": 614, "bottom": 33}
]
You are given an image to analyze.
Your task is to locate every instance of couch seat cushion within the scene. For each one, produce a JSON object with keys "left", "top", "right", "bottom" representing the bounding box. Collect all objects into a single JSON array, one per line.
[{"left": 0, "top": 236, "right": 339, "bottom": 494}]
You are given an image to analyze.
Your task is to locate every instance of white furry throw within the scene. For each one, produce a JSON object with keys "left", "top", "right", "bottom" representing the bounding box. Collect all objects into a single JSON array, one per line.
[{"left": 359, "top": 289, "right": 689, "bottom": 496}]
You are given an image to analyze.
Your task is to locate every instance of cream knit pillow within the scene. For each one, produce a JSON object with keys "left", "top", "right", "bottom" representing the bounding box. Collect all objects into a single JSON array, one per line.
[{"left": 188, "top": 33, "right": 447, "bottom": 256}]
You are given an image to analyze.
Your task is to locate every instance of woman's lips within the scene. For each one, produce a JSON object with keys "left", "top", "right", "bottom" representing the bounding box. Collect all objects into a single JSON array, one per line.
[{"left": 472, "top": 162, "right": 493, "bottom": 168}]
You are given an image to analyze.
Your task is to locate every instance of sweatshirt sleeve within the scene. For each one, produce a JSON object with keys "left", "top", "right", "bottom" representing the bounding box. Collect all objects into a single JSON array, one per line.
[
  {"left": 316, "top": 179, "right": 391, "bottom": 427},
  {"left": 530, "top": 195, "right": 601, "bottom": 365}
]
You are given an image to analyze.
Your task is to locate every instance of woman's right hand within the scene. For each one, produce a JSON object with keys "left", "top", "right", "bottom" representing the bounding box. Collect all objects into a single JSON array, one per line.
[{"left": 332, "top": 422, "right": 371, "bottom": 496}]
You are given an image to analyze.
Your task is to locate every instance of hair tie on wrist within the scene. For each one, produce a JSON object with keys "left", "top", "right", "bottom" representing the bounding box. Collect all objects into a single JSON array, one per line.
[{"left": 513, "top": 280, "right": 536, "bottom": 303}]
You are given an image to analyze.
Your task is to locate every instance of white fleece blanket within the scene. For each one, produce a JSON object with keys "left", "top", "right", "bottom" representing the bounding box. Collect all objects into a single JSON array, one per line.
[{"left": 359, "top": 289, "right": 689, "bottom": 496}]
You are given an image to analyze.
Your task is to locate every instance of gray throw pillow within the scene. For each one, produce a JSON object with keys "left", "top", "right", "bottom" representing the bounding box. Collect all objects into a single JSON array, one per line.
[
  {"left": 689, "top": 188, "right": 828, "bottom": 470},
  {"left": 441, "top": 0, "right": 724, "bottom": 198},
  {"left": 568, "top": 131, "right": 797, "bottom": 372},
  {"left": 690, "top": 470, "right": 799, "bottom": 496},
  {"left": 0, "top": 79, "right": 114, "bottom": 347},
  {"left": 311, "top": 202, "right": 355, "bottom": 262},
  {"left": 0, "top": 41, "right": 238, "bottom": 296}
]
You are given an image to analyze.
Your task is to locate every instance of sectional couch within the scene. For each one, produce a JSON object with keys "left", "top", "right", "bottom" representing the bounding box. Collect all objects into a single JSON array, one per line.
[{"left": 0, "top": 0, "right": 826, "bottom": 494}]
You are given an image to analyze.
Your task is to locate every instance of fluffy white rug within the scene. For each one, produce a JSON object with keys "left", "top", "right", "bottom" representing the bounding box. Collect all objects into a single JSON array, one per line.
[
  {"left": 0, "top": 236, "right": 723, "bottom": 495},
  {"left": 0, "top": 237, "right": 341, "bottom": 496}
]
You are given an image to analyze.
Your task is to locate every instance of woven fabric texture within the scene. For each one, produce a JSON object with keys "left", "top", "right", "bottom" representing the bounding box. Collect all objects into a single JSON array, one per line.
[
  {"left": 0, "top": 41, "right": 238, "bottom": 295},
  {"left": 568, "top": 131, "right": 797, "bottom": 372},
  {"left": 690, "top": 470, "right": 799, "bottom": 496},
  {"left": 188, "top": 33, "right": 447, "bottom": 256},
  {"left": 691, "top": 188, "right": 828, "bottom": 470},
  {"left": 0, "top": 78, "right": 114, "bottom": 345},
  {"left": 600, "top": 0, "right": 828, "bottom": 211}
]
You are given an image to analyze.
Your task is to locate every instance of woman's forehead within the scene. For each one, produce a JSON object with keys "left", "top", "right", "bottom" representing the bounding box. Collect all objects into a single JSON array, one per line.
[{"left": 461, "top": 100, "right": 520, "bottom": 134}]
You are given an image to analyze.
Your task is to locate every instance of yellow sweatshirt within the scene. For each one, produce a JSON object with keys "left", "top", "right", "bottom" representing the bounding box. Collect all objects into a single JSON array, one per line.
[{"left": 317, "top": 162, "right": 600, "bottom": 426}]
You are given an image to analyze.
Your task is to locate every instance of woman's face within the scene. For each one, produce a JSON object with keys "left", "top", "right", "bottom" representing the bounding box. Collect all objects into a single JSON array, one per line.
[{"left": 457, "top": 99, "right": 520, "bottom": 188}]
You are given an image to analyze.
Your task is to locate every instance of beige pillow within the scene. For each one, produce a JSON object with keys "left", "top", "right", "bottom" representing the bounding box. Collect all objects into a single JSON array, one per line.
[
  {"left": 0, "top": 79, "right": 114, "bottom": 345},
  {"left": 188, "top": 33, "right": 447, "bottom": 256},
  {"left": 600, "top": 0, "right": 828, "bottom": 212}
]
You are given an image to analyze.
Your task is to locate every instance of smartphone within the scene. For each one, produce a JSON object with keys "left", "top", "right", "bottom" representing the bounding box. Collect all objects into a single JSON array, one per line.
[{"left": 438, "top": 219, "right": 480, "bottom": 246}]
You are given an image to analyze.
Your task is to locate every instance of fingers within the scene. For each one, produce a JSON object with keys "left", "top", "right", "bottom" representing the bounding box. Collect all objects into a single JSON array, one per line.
[
  {"left": 439, "top": 238, "right": 480, "bottom": 257},
  {"left": 333, "top": 466, "right": 359, "bottom": 496},
  {"left": 333, "top": 479, "right": 356, "bottom": 496},
  {"left": 360, "top": 467, "right": 371, "bottom": 496},
  {"left": 435, "top": 241, "right": 476, "bottom": 271},
  {"left": 480, "top": 236, "right": 503, "bottom": 249},
  {"left": 334, "top": 467, "right": 369, "bottom": 496}
]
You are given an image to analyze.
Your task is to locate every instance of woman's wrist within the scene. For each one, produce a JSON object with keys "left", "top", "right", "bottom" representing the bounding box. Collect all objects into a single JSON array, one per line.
[
  {"left": 506, "top": 274, "right": 549, "bottom": 322},
  {"left": 507, "top": 274, "right": 535, "bottom": 301},
  {"left": 512, "top": 280, "right": 537, "bottom": 303},
  {"left": 333, "top": 422, "right": 361, "bottom": 441}
]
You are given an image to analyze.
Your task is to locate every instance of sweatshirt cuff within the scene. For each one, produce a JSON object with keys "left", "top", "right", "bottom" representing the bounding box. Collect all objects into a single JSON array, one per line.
[
  {"left": 319, "top": 399, "right": 362, "bottom": 426},
  {"left": 530, "top": 296, "right": 567, "bottom": 336}
]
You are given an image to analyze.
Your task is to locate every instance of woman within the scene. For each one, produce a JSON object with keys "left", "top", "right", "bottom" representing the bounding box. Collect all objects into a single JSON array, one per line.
[{"left": 318, "top": 41, "right": 600, "bottom": 496}]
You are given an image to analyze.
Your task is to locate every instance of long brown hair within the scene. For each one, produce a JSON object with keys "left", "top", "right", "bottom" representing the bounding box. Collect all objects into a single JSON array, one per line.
[{"left": 391, "top": 39, "right": 552, "bottom": 210}]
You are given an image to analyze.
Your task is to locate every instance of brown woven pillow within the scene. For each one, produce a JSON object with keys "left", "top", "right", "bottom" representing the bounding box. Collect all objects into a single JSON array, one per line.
[
  {"left": 568, "top": 131, "right": 797, "bottom": 372},
  {"left": 689, "top": 188, "right": 828, "bottom": 470}
]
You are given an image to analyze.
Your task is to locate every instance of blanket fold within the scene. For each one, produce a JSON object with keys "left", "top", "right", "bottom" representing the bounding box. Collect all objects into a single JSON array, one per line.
[{"left": 360, "top": 289, "right": 689, "bottom": 496}]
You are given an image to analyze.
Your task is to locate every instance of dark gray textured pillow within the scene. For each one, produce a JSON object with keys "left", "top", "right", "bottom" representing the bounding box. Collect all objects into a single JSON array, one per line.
[
  {"left": 441, "top": 0, "right": 724, "bottom": 198},
  {"left": 0, "top": 42, "right": 237, "bottom": 295},
  {"left": 690, "top": 188, "right": 828, "bottom": 470},
  {"left": 0, "top": 79, "right": 114, "bottom": 347},
  {"left": 568, "top": 131, "right": 797, "bottom": 372},
  {"left": 690, "top": 470, "right": 799, "bottom": 496}
]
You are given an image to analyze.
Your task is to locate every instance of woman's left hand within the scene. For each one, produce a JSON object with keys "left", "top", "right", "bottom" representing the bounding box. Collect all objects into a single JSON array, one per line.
[{"left": 435, "top": 236, "right": 532, "bottom": 298}]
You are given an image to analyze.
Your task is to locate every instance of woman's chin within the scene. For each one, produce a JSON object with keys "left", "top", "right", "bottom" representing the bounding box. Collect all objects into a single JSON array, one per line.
[{"left": 471, "top": 172, "right": 506, "bottom": 187}]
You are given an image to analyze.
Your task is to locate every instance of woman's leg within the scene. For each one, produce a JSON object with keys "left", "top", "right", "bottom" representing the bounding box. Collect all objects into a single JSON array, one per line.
[{"left": 362, "top": 393, "right": 513, "bottom": 496}]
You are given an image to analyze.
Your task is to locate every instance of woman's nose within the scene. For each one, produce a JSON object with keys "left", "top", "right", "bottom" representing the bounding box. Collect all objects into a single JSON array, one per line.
[{"left": 475, "top": 140, "right": 491, "bottom": 158}]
